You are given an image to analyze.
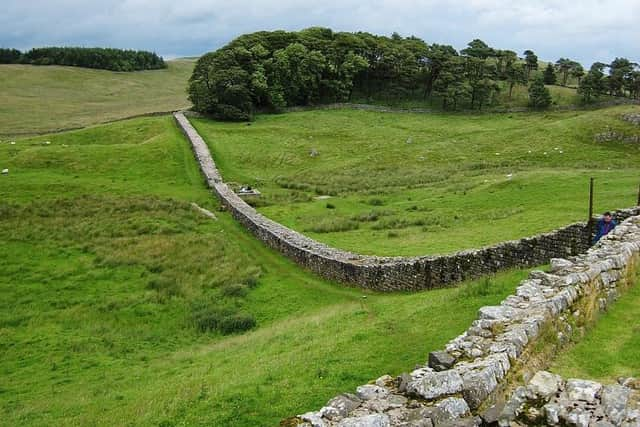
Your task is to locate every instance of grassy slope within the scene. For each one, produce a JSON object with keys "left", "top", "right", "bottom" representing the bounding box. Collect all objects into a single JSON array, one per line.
[
  {"left": 192, "top": 106, "right": 640, "bottom": 256},
  {"left": 551, "top": 272, "right": 640, "bottom": 382},
  {"left": 0, "top": 115, "right": 531, "bottom": 426},
  {"left": 0, "top": 60, "right": 194, "bottom": 137}
]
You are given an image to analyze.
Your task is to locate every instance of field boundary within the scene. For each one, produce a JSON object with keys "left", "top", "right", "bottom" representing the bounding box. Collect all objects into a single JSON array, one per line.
[
  {"left": 174, "top": 111, "right": 640, "bottom": 291},
  {"left": 289, "top": 213, "right": 640, "bottom": 426}
]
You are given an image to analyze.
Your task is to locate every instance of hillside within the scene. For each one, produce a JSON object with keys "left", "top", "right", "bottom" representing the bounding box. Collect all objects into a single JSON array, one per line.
[
  {"left": 0, "top": 115, "right": 532, "bottom": 426},
  {"left": 192, "top": 105, "right": 640, "bottom": 256},
  {"left": 0, "top": 59, "right": 194, "bottom": 136}
]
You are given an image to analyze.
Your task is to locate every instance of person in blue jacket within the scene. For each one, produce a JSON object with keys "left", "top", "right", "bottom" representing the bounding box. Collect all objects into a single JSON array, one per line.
[{"left": 593, "top": 211, "right": 617, "bottom": 244}]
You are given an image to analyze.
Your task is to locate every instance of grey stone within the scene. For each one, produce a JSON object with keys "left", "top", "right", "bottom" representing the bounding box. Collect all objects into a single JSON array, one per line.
[
  {"left": 544, "top": 402, "right": 561, "bottom": 425},
  {"left": 562, "top": 407, "right": 591, "bottom": 427},
  {"left": 356, "top": 385, "right": 389, "bottom": 401},
  {"left": 407, "top": 370, "right": 464, "bottom": 400},
  {"left": 322, "top": 394, "right": 362, "bottom": 420},
  {"left": 437, "top": 397, "right": 470, "bottom": 419},
  {"left": 528, "top": 371, "right": 563, "bottom": 399},
  {"left": 480, "top": 403, "right": 503, "bottom": 425},
  {"left": 429, "top": 351, "right": 456, "bottom": 371},
  {"left": 300, "top": 411, "right": 329, "bottom": 427},
  {"left": 601, "top": 384, "right": 630, "bottom": 425},
  {"left": 566, "top": 379, "right": 602, "bottom": 403},
  {"left": 337, "top": 413, "right": 390, "bottom": 427}
]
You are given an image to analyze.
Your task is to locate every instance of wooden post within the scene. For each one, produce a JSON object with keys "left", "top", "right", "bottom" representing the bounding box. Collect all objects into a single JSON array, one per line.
[{"left": 588, "top": 177, "right": 595, "bottom": 243}]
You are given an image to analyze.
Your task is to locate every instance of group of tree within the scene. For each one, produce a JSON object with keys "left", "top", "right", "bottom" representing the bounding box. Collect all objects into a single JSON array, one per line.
[
  {"left": 189, "top": 28, "right": 560, "bottom": 120},
  {"left": 578, "top": 58, "right": 640, "bottom": 102},
  {"left": 0, "top": 47, "right": 166, "bottom": 71}
]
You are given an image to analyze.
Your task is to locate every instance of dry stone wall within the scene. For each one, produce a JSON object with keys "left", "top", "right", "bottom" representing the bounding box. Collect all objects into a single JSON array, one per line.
[
  {"left": 175, "top": 112, "right": 640, "bottom": 292},
  {"left": 288, "top": 214, "right": 640, "bottom": 427}
]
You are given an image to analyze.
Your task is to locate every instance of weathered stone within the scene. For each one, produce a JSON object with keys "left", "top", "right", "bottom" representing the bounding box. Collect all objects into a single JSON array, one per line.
[
  {"left": 407, "top": 370, "right": 464, "bottom": 400},
  {"left": 528, "top": 371, "right": 563, "bottom": 399},
  {"left": 300, "top": 411, "right": 328, "bottom": 427},
  {"left": 337, "top": 413, "right": 390, "bottom": 427},
  {"left": 437, "top": 397, "right": 470, "bottom": 420},
  {"left": 562, "top": 406, "right": 591, "bottom": 427},
  {"left": 550, "top": 258, "right": 574, "bottom": 273},
  {"left": 601, "top": 384, "right": 630, "bottom": 425},
  {"left": 429, "top": 351, "right": 456, "bottom": 371},
  {"left": 543, "top": 402, "right": 561, "bottom": 425},
  {"left": 480, "top": 403, "right": 503, "bottom": 425},
  {"left": 322, "top": 394, "right": 362, "bottom": 420},
  {"left": 565, "top": 379, "right": 602, "bottom": 403},
  {"left": 356, "top": 385, "right": 389, "bottom": 401}
]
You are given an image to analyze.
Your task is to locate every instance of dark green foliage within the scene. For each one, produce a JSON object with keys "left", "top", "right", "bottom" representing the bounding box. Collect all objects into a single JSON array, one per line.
[
  {"left": 0, "top": 48, "right": 22, "bottom": 63},
  {"left": 529, "top": 76, "right": 553, "bottom": 109},
  {"left": 191, "top": 300, "right": 256, "bottom": 334},
  {"left": 0, "top": 47, "right": 166, "bottom": 71},
  {"left": 189, "top": 30, "right": 522, "bottom": 118},
  {"left": 543, "top": 63, "right": 557, "bottom": 85}
]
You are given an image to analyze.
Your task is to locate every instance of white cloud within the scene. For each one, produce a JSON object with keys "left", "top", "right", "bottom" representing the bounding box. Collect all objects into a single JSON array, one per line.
[{"left": 0, "top": 0, "right": 638, "bottom": 65}]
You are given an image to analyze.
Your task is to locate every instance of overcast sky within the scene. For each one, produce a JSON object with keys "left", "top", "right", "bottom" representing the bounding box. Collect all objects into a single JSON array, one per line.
[{"left": 1, "top": 0, "right": 638, "bottom": 66}]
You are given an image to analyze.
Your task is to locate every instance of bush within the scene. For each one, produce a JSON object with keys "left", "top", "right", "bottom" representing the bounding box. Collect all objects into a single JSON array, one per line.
[
  {"left": 307, "top": 218, "right": 359, "bottom": 233},
  {"left": 191, "top": 302, "right": 256, "bottom": 334},
  {"left": 325, "top": 203, "right": 335, "bottom": 209},
  {"left": 220, "top": 283, "right": 249, "bottom": 298}
]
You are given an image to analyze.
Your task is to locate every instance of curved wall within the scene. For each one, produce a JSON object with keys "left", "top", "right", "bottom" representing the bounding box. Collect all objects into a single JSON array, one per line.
[{"left": 174, "top": 112, "right": 640, "bottom": 291}]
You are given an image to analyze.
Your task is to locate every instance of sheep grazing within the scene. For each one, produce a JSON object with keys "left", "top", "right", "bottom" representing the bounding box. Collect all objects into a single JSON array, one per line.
[{"left": 1, "top": 169, "right": 8, "bottom": 175}]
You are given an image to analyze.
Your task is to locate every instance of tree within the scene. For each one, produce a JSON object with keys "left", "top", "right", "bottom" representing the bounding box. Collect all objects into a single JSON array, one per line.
[
  {"left": 555, "top": 58, "right": 580, "bottom": 86},
  {"left": 528, "top": 76, "right": 552, "bottom": 109},
  {"left": 570, "top": 64, "right": 585, "bottom": 86},
  {"left": 461, "top": 39, "right": 494, "bottom": 59},
  {"left": 608, "top": 57, "right": 635, "bottom": 96},
  {"left": 505, "top": 62, "right": 527, "bottom": 99},
  {"left": 578, "top": 63, "right": 607, "bottom": 103},
  {"left": 523, "top": 50, "right": 538, "bottom": 80},
  {"left": 543, "top": 63, "right": 557, "bottom": 85}
]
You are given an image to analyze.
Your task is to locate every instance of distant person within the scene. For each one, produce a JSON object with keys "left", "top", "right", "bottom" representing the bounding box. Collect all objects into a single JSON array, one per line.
[{"left": 593, "top": 211, "right": 617, "bottom": 244}]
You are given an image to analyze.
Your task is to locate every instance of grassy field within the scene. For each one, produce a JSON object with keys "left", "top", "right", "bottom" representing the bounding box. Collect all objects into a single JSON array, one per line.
[
  {"left": 551, "top": 271, "right": 640, "bottom": 382},
  {"left": 0, "top": 59, "right": 194, "bottom": 137},
  {"left": 0, "top": 115, "right": 534, "bottom": 426},
  {"left": 192, "top": 105, "right": 640, "bottom": 256}
]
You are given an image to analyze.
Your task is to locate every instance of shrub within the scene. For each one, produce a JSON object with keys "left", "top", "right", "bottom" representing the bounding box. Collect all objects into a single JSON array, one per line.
[
  {"left": 325, "top": 203, "right": 335, "bottom": 209},
  {"left": 220, "top": 283, "right": 249, "bottom": 298},
  {"left": 191, "top": 302, "right": 256, "bottom": 335},
  {"left": 306, "top": 218, "right": 359, "bottom": 233}
]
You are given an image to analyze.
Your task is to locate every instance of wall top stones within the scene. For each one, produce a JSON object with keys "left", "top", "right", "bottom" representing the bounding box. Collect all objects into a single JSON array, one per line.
[{"left": 290, "top": 214, "right": 640, "bottom": 426}]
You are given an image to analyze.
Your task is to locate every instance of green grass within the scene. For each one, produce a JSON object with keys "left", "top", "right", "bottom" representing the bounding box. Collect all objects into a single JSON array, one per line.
[
  {"left": 0, "top": 115, "right": 533, "bottom": 426},
  {"left": 0, "top": 60, "right": 194, "bottom": 137},
  {"left": 551, "top": 272, "right": 640, "bottom": 382},
  {"left": 191, "top": 105, "right": 640, "bottom": 256}
]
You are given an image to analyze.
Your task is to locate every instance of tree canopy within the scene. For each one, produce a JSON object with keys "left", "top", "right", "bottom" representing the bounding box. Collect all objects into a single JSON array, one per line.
[
  {"left": 189, "top": 28, "right": 552, "bottom": 119},
  {"left": 0, "top": 47, "right": 166, "bottom": 71}
]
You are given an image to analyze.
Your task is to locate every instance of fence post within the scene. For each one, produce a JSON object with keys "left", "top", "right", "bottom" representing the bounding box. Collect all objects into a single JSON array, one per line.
[{"left": 588, "top": 177, "right": 595, "bottom": 244}]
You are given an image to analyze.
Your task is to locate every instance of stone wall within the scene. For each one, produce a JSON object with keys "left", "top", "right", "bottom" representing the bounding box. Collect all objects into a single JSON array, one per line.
[
  {"left": 174, "top": 111, "right": 640, "bottom": 292},
  {"left": 287, "top": 214, "right": 640, "bottom": 427}
]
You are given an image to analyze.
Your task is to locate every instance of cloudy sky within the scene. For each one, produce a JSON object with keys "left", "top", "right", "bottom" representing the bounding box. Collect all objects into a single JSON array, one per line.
[{"left": 2, "top": 0, "right": 638, "bottom": 66}]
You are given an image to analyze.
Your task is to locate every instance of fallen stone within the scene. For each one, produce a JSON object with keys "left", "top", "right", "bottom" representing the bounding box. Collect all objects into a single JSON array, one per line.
[
  {"left": 429, "top": 351, "right": 456, "bottom": 371},
  {"left": 480, "top": 403, "right": 503, "bottom": 425},
  {"left": 528, "top": 371, "right": 563, "bottom": 399}
]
